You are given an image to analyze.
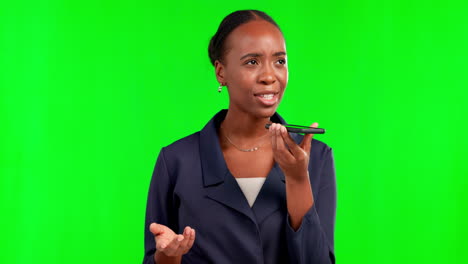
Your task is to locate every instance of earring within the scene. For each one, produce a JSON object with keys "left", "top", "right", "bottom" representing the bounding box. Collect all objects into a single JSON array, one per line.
[{"left": 218, "top": 83, "right": 223, "bottom": 93}]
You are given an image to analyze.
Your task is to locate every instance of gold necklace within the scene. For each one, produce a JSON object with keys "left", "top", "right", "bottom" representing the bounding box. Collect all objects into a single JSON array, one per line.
[{"left": 221, "top": 123, "right": 271, "bottom": 152}]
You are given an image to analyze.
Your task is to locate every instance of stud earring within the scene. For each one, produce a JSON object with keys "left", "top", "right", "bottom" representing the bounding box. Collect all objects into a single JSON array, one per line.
[{"left": 218, "top": 83, "right": 223, "bottom": 93}]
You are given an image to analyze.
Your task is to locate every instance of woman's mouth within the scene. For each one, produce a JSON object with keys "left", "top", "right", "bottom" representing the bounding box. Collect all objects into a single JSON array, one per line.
[{"left": 254, "top": 93, "right": 279, "bottom": 106}]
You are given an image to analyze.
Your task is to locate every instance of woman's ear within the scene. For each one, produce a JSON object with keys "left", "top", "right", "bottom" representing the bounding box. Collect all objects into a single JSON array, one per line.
[{"left": 214, "top": 60, "right": 226, "bottom": 85}]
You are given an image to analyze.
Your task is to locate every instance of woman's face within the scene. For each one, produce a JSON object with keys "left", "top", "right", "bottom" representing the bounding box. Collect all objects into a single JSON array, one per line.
[{"left": 216, "top": 20, "right": 288, "bottom": 119}]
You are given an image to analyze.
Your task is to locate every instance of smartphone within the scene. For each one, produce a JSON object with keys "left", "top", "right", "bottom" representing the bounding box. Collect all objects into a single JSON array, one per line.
[{"left": 265, "top": 124, "right": 325, "bottom": 134}]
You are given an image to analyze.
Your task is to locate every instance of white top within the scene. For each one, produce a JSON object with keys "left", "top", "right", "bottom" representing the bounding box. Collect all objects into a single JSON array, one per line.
[{"left": 235, "top": 177, "right": 267, "bottom": 207}]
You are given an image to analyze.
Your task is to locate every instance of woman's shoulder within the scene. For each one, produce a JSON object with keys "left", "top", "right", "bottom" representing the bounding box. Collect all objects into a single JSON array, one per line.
[
  {"left": 310, "top": 138, "right": 333, "bottom": 163},
  {"left": 161, "top": 131, "right": 202, "bottom": 158},
  {"left": 311, "top": 138, "right": 333, "bottom": 153}
]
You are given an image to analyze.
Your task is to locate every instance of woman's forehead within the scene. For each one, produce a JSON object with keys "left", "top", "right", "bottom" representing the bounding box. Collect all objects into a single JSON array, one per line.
[{"left": 225, "top": 20, "right": 286, "bottom": 55}]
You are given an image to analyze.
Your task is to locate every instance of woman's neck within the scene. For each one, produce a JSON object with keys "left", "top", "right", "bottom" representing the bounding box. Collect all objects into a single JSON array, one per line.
[{"left": 221, "top": 108, "right": 272, "bottom": 140}]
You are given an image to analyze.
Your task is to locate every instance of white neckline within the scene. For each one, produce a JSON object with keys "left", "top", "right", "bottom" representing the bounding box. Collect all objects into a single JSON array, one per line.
[{"left": 235, "top": 178, "right": 267, "bottom": 207}]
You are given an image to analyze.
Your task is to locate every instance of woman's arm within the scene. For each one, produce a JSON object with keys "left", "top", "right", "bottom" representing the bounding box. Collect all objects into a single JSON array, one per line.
[
  {"left": 269, "top": 123, "right": 336, "bottom": 263},
  {"left": 269, "top": 123, "right": 316, "bottom": 230},
  {"left": 144, "top": 149, "right": 196, "bottom": 264},
  {"left": 285, "top": 172, "right": 314, "bottom": 230},
  {"left": 285, "top": 146, "right": 336, "bottom": 263}
]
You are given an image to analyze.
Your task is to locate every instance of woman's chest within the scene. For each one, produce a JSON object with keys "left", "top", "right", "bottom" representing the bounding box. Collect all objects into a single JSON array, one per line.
[{"left": 222, "top": 148, "right": 275, "bottom": 178}]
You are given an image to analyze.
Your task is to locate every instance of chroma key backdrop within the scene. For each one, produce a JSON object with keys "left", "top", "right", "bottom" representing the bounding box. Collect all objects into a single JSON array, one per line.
[{"left": 1, "top": 0, "right": 467, "bottom": 263}]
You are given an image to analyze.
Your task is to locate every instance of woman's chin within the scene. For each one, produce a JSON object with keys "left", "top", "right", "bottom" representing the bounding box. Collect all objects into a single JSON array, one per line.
[
  {"left": 229, "top": 102, "right": 280, "bottom": 119},
  {"left": 254, "top": 106, "right": 279, "bottom": 119}
]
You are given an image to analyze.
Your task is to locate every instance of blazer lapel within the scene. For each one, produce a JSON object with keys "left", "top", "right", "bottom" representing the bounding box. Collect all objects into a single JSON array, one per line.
[
  {"left": 251, "top": 163, "right": 286, "bottom": 224},
  {"left": 199, "top": 110, "right": 257, "bottom": 224},
  {"left": 205, "top": 172, "right": 257, "bottom": 224}
]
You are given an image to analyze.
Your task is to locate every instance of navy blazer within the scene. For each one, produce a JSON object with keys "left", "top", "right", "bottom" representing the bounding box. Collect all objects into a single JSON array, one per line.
[{"left": 143, "top": 110, "right": 336, "bottom": 264}]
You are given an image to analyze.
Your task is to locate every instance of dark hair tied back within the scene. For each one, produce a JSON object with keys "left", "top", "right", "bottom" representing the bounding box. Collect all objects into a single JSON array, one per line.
[{"left": 208, "top": 10, "right": 281, "bottom": 66}]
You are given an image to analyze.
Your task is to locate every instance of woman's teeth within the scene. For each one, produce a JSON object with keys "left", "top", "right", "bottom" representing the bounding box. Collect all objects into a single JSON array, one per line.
[{"left": 260, "top": 94, "right": 274, "bottom": 99}]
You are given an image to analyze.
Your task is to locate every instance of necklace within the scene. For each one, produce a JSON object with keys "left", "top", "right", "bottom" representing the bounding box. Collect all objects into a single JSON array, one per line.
[{"left": 221, "top": 123, "right": 271, "bottom": 152}]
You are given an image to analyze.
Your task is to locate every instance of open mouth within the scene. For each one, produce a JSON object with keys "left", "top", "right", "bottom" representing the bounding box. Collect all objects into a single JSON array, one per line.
[
  {"left": 254, "top": 92, "right": 279, "bottom": 106},
  {"left": 258, "top": 94, "right": 274, "bottom": 99}
]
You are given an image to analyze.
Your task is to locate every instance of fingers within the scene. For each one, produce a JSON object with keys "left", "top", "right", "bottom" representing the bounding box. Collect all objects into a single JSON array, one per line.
[
  {"left": 275, "top": 125, "right": 287, "bottom": 152},
  {"left": 280, "top": 126, "right": 306, "bottom": 158},
  {"left": 270, "top": 122, "right": 319, "bottom": 160},
  {"left": 301, "top": 122, "right": 318, "bottom": 154},
  {"left": 270, "top": 123, "right": 294, "bottom": 162},
  {"left": 150, "top": 222, "right": 176, "bottom": 253},
  {"left": 149, "top": 223, "right": 165, "bottom": 236},
  {"left": 186, "top": 228, "right": 196, "bottom": 249},
  {"left": 177, "top": 227, "right": 191, "bottom": 251},
  {"left": 178, "top": 227, "right": 196, "bottom": 253},
  {"left": 154, "top": 225, "right": 196, "bottom": 257},
  {"left": 269, "top": 123, "right": 277, "bottom": 150},
  {"left": 160, "top": 234, "right": 184, "bottom": 256}
]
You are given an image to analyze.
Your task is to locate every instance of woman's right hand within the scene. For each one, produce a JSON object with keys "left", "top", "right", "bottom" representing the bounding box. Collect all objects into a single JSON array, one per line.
[{"left": 149, "top": 223, "right": 196, "bottom": 257}]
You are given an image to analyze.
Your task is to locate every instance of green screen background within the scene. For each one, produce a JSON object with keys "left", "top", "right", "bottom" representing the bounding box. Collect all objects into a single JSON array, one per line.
[{"left": 1, "top": 0, "right": 467, "bottom": 263}]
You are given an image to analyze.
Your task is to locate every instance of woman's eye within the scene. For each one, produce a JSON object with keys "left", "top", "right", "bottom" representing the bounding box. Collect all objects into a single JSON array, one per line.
[{"left": 246, "top": 59, "right": 258, "bottom": 65}]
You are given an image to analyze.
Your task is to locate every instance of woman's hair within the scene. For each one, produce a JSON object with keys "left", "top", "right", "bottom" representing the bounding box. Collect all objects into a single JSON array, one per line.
[{"left": 208, "top": 10, "right": 282, "bottom": 66}]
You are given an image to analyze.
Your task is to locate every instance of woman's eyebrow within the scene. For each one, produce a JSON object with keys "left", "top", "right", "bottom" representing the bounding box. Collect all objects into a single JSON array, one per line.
[
  {"left": 240, "top": 51, "right": 287, "bottom": 61},
  {"left": 273, "top": 51, "right": 286, "bottom": 57},
  {"left": 240, "top": 53, "right": 262, "bottom": 60}
]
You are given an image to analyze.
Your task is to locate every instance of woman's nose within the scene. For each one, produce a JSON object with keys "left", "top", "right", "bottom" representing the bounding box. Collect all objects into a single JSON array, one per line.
[{"left": 258, "top": 64, "right": 276, "bottom": 85}]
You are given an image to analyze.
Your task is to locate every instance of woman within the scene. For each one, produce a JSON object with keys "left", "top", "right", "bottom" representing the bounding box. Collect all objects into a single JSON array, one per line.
[{"left": 143, "top": 10, "right": 336, "bottom": 264}]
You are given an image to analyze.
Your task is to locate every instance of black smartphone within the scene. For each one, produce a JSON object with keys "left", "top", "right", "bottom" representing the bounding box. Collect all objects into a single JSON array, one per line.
[{"left": 265, "top": 124, "right": 325, "bottom": 134}]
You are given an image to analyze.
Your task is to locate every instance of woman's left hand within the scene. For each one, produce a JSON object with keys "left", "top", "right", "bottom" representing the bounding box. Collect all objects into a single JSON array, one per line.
[{"left": 269, "top": 122, "right": 319, "bottom": 182}]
